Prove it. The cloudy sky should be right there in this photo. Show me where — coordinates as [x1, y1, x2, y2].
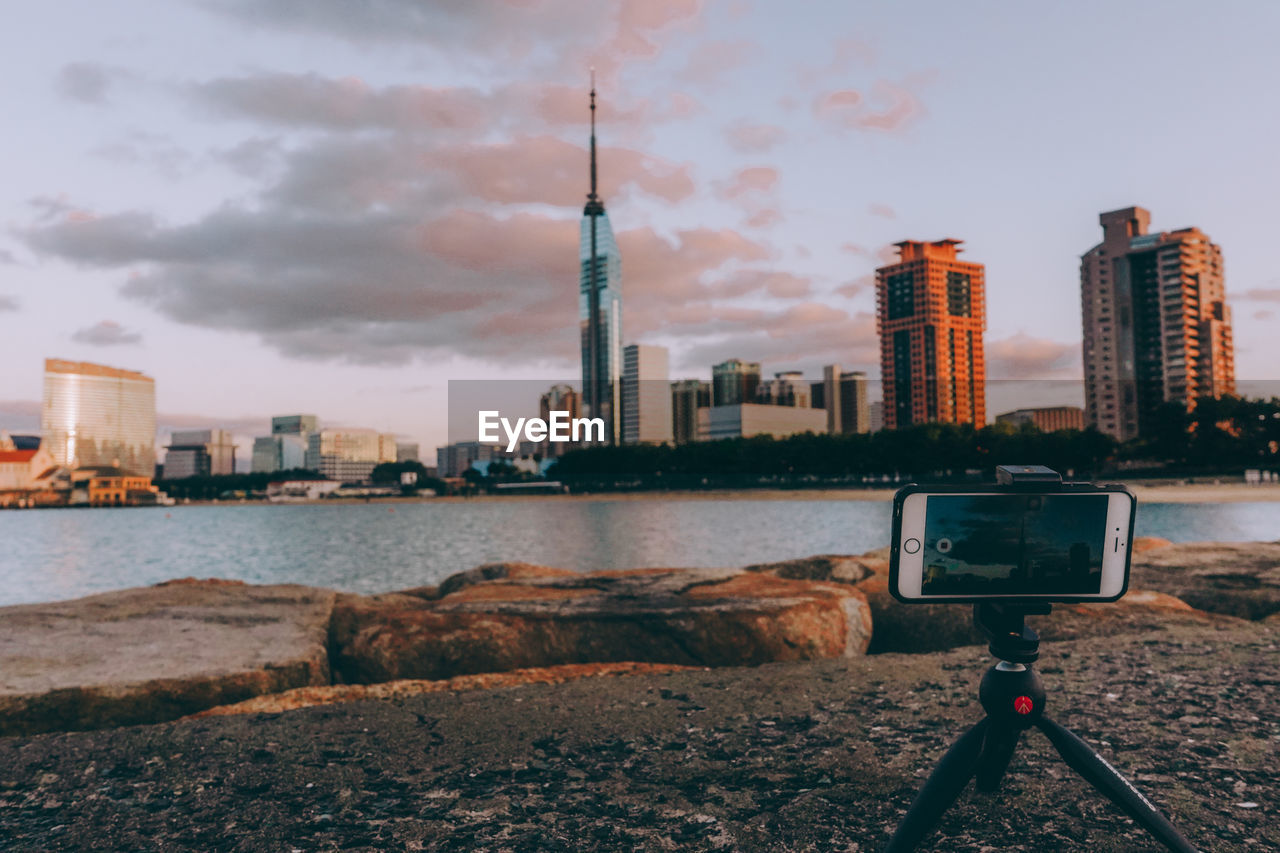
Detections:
[3, 1, 1278, 456]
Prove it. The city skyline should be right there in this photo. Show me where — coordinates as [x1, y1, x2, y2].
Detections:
[3, 2, 1280, 454]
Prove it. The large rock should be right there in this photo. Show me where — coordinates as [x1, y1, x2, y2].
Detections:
[329, 564, 872, 683]
[748, 550, 1241, 654]
[193, 662, 694, 718]
[0, 580, 334, 736]
[1130, 540, 1280, 620]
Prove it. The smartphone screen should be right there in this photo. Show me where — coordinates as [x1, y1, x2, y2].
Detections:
[893, 488, 1133, 602]
[921, 494, 1108, 596]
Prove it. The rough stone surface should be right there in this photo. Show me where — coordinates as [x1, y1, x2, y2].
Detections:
[1130, 540, 1280, 620]
[329, 566, 873, 683]
[748, 551, 1244, 654]
[192, 662, 695, 717]
[0, 581, 335, 736]
[1, 622, 1275, 852]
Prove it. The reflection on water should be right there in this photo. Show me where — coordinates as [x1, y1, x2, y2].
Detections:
[0, 499, 1275, 606]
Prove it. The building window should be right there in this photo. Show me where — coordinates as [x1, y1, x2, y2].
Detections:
[946, 271, 971, 317]
[893, 330, 913, 426]
[887, 272, 915, 320]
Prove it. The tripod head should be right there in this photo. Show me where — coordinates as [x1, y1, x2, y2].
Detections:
[973, 601, 1049, 664]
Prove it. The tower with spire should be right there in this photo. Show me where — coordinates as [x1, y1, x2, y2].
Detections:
[579, 73, 623, 444]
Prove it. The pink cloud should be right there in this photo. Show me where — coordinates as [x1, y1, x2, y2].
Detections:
[678, 305, 881, 372]
[724, 120, 787, 153]
[813, 79, 924, 132]
[435, 136, 695, 205]
[1241, 288, 1280, 302]
[746, 208, 782, 228]
[719, 166, 779, 200]
[836, 274, 874, 298]
[986, 332, 1082, 379]
[868, 202, 896, 219]
[680, 39, 755, 85]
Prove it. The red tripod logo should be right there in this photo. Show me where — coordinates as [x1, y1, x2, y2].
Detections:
[1014, 696, 1034, 715]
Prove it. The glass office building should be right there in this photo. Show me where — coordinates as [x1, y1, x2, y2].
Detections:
[41, 359, 156, 476]
[579, 208, 622, 443]
[579, 82, 622, 445]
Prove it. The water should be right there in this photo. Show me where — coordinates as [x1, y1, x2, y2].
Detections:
[0, 499, 1276, 607]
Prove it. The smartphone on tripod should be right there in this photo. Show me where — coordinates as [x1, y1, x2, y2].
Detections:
[890, 483, 1135, 603]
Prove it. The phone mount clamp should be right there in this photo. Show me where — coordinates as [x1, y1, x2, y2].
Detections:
[883, 466, 1197, 853]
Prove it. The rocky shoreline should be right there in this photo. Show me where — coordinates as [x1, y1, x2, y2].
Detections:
[1, 539, 1278, 849]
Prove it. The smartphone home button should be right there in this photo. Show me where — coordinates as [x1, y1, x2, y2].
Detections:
[904, 538, 921, 554]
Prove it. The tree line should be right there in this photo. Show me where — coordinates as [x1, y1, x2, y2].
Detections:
[544, 395, 1280, 490]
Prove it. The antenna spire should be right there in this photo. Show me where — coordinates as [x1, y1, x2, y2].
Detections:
[588, 68, 598, 202]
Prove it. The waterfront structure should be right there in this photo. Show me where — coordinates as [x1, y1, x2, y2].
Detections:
[712, 359, 761, 407]
[622, 344, 673, 445]
[0, 432, 55, 492]
[266, 479, 342, 502]
[41, 359, 156, 477]
[580, 81, 622, 445]
[875, 240, 987, 429]
[72, 466, 159, 507]
[539, 384, 582, 459]
[697, 403, 826, 441]
[671, 379, 711, 444]
[164, 429, 236, 479]
[395, 442, 420, 463]
[1081, 206, 1235, 442]
[995, 406, 1085, 432]
[305, 429, 396, 482]
[815, 365, 871, 434]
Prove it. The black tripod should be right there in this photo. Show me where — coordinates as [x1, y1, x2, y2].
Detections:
[883, 602, 1198, 852]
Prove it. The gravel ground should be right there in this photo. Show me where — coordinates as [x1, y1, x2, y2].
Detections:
[1, 621, 1277, 852]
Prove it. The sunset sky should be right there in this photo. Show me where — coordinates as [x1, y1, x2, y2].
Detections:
[2, 1, 1278, 455]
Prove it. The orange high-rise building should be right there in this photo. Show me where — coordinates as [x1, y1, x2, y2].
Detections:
[1081, 207, 1235, 442]
[876, 240, 986, 429]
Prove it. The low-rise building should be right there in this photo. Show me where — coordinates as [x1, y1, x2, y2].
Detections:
[0, 432, 55, 492]
[164, 429, 237, 478]
[436, 441, 504, 477]
[72, 466, 161, 506]
[697, 403, 827, 441]
[266, 479, 342, 501]
[995, 406, 1086, 432]
[305, 429, 397, 481]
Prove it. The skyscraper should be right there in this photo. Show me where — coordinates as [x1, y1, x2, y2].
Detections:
[41, 359, 156, 476]
[711, 359, 761, 407]
[821, 365, 871, 434]
[580, 80, 623, 445]
[757, 371, 811, 407]
[876, 240, 986, 429]
[621, 344, 673, 445]
[670, 379, 710, 444]
[1081, 206, 1235, 441]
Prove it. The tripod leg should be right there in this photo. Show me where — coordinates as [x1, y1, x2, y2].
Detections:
[1036, 716, 1198, 853]
[974, 725, 1021, 792]
[883, 717, 989, 853]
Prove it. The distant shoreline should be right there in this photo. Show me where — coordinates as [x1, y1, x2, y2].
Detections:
[161, 482, 1280, 507]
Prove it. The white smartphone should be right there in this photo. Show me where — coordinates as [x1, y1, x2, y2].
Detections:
[890, 485, 1135, 603]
